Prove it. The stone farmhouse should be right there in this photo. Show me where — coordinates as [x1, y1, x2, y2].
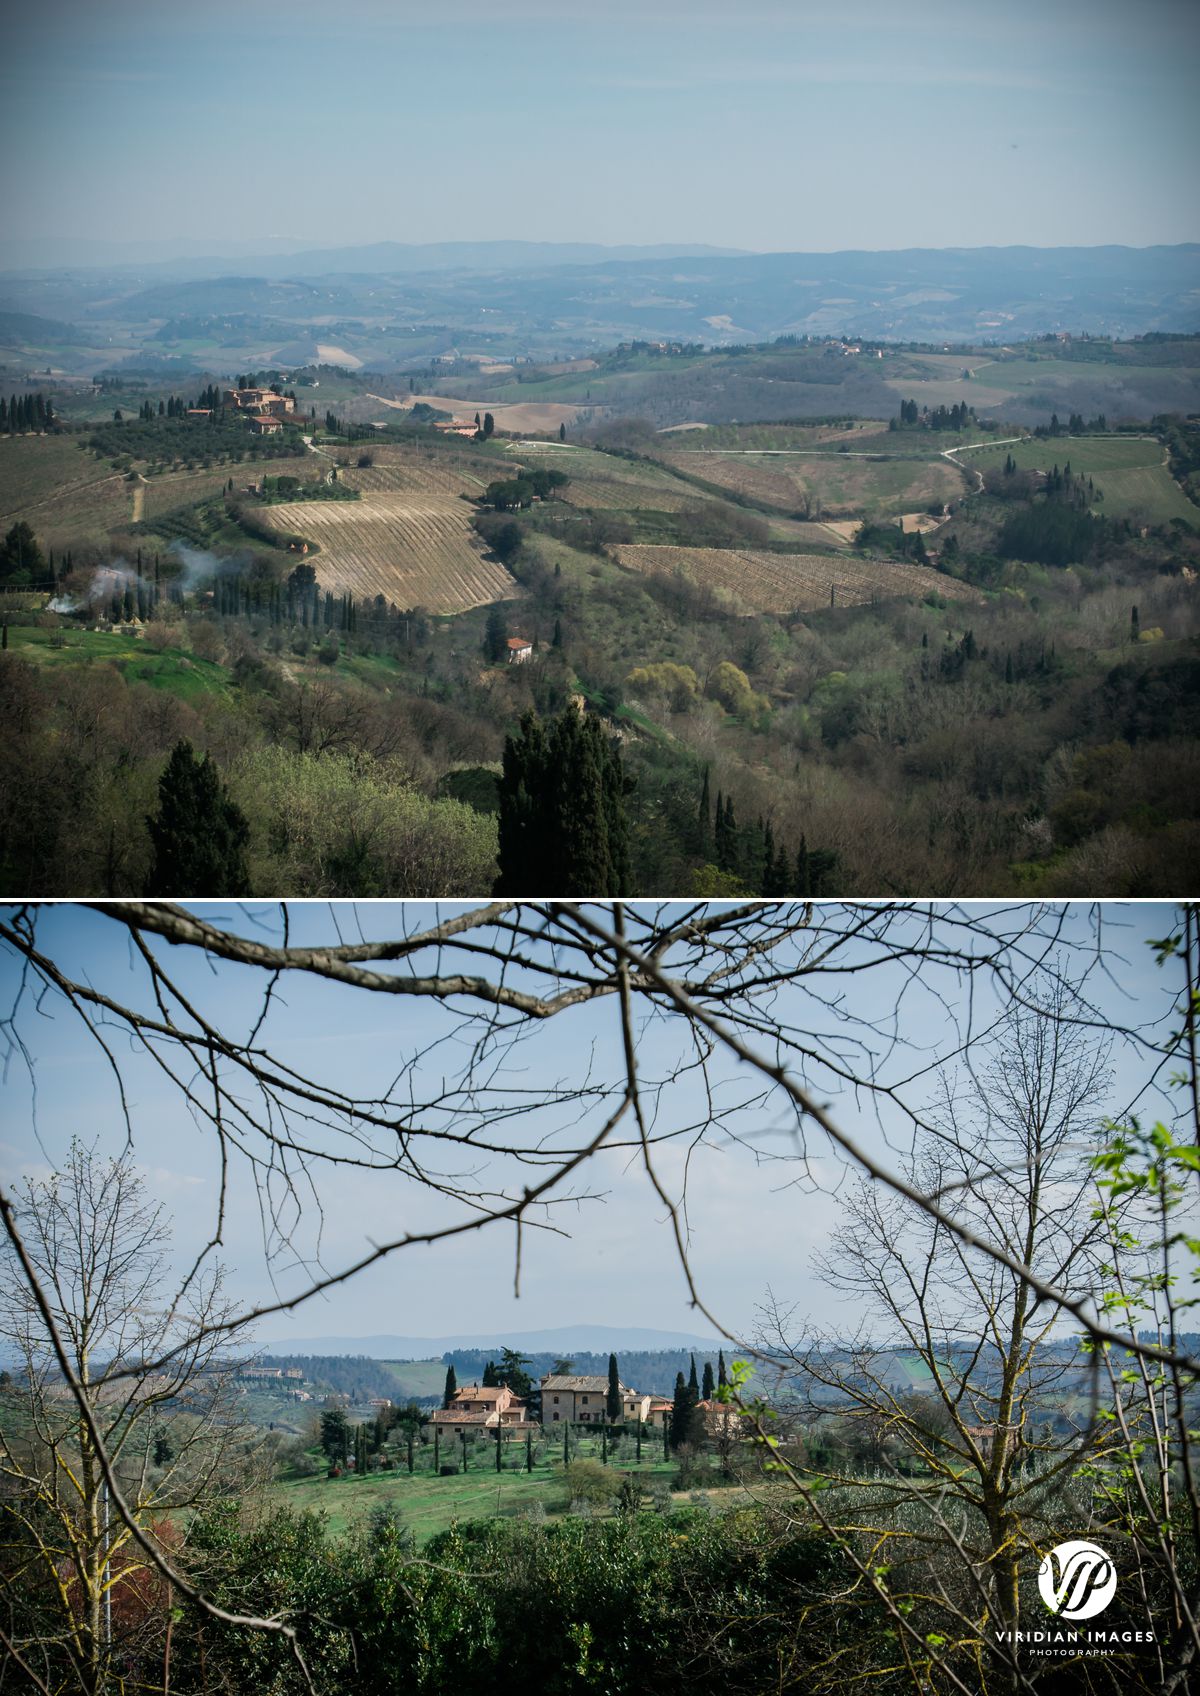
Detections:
[540, 1373, 652, 1426]
[223, 386, 297, 418]
[696, 1398, 752, 1437]
[429, 1382, 531, 1439]
[506, 636, 533, 664]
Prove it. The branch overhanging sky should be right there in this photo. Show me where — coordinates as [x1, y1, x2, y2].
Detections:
[0, 901, 1187, 1350]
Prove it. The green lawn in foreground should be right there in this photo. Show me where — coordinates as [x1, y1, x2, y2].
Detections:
[273, 1444, 694, 1542]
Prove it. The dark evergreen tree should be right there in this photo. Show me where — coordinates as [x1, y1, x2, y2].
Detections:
[320, 1409, 350, 1462]
[482, 1360, 499, 1387]
[715, 795, 738, 874]
[494, 707, 630, 896]
[698, 767, 711, 845]
[702, 1361, 714, 1402]
[483, 412, 495, 437]
[718, 1350, 727, 1390]
[0, 521, 44, 585]
[688, 1355, 699, 1397]
[483, 605, 508, 662]
[442, 1363, 457, 1409]
[606, 1353, 621, 1423]
[670, 1371, 700, 1451]
[145, 741, 251, 897]
[497, 1347, 532, 1398]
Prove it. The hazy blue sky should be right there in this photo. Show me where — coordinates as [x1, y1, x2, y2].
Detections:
[4, 0, 1198, 259]
[0, 902, 1187, 1351]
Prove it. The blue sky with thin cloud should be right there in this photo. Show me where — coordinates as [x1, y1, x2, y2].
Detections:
[3, 0, 1197, 259]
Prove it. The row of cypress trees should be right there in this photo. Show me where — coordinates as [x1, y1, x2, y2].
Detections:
[2, 393, 53, 432]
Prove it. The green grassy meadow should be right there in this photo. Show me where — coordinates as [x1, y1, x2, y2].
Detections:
[960, 435, 1198, 524]
[273, 1439, 716, 1543]
[3, 626, 234, 698]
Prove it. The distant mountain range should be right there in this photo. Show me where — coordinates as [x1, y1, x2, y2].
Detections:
[3, 243, 1195, 367]
[0, 238, 747, 279]
[258, 1325, 729, 1359]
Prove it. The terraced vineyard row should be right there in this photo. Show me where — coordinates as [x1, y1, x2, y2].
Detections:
[259, 493, 516, 611]
[615, 545, 980, 615]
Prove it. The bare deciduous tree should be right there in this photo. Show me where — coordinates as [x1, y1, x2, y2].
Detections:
[0, 1141, 260, 1695]
[756, 1000, 1124, 1673]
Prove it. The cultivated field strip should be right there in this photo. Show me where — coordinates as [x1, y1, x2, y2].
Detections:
[562, 472, 696, 512]
[260, 494, 516, 611]
[660, 449, 963, 520]
[615, 545, 980, 614]
[344, 457, 495, 499]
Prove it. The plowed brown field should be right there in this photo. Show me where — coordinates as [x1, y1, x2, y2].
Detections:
[260, 492, 516, 611]
[615, 545, 980, 615]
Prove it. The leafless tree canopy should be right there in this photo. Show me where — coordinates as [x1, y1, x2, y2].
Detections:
[0, 900, 1189, 1360]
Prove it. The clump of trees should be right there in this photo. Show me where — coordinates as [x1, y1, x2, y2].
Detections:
[482, 466, 569, 510]
[0, 520, 46, 586]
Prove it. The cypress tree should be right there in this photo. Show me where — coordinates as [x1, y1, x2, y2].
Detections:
[716, 796, 737, 874]
[761, 819, 775, 892]
[442, 1363, 457, 1409]
[483, 605, 508, 661]
[718, 1350, 727, 1390]
[702, 1361, 715, 1402]
[482, 1360, 498, 1387]
[688, 1355, 699, 1398]
[145, 741, 251, 896]
[495, 706, 630, 896]
[698, 767, 711, 844]
[796, 836, 810, 897]
[670, 1371, 700, 1451]
[606, 1353, 621, 1423]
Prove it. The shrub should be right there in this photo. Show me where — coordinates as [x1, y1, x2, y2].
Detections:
[563, 1457, 621, 1511]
